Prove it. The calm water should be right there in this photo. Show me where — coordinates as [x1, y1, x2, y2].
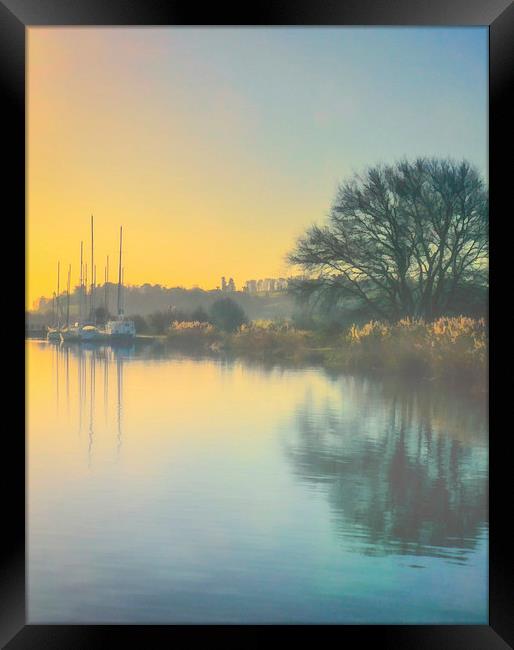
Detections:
[27, 340, 488, 623]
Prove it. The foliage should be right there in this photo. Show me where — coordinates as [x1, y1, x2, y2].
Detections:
[167, 320, 220, 350]
[190, 306, 210, 323]
[288, 158, 488, 321]
[209, 298, 248, 333]
[168, 306, 190, 323]
[148, 310, 172, 334]
[336, 316, 486, 382]
[227, 320, 322, 362]
[129, 314, 149, 334]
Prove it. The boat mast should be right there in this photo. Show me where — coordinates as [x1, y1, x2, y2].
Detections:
[117, 226, 123, 317]
[66, 264, 71, 328]
[84, 263, 88, 318]
[79, 241, 83, 323]
[104, 255, 109, 314]
[56, 261, 60, 329]
[90, 215, 95, 321]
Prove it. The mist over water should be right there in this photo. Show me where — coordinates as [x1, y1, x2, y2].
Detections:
[27, 340, 487, 623]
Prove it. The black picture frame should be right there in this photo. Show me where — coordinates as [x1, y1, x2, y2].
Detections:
[2, 1, 512, 647]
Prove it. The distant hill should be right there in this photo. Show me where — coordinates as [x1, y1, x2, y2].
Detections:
[30, 283, 295, 321]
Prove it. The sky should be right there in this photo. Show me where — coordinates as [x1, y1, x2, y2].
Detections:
[27, 27, 487, 309]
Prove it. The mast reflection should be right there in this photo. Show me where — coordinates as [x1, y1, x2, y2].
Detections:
[88, 351, 95, 467]
[58, 342, 133, 466]
[116, 352, 123, 457]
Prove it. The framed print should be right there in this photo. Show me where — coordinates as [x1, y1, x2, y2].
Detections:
[2, 0, 513, 647]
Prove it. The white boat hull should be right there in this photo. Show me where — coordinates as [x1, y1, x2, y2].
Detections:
[80, 326, 107, 342]
[106, 318, 136, 340]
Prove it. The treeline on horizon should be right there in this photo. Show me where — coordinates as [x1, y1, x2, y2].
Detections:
[31, 157, 488, 327]
[28, 157, 488, 386]
[30, 284, 296, 324]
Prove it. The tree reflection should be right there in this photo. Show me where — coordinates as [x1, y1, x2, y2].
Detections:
[284, 376, 487, 561]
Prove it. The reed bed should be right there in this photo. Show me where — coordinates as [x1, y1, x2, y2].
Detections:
[166, 316, 486, 387]
[334, 316, 486, 383]
[166, 320, 221, 350]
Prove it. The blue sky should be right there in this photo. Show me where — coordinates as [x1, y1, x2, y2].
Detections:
[28, 27, 488, 299]
[145, 27, 488, 178]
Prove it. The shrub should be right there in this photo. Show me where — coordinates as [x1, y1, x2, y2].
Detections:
[129, 314, 149, 334]
[190, 306, 210, 323]
[428, 317, 486, 380]
[338, 316, 486, 382]
[148, 310, 172, 334]
[228, 320, 312, 360]
[209, 298, 247, 333]
[167, 320, 220, 350]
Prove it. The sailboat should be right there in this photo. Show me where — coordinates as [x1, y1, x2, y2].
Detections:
[60, 264, 82, 342]
[47, 262, 62, 341]
[79, 215, 106, 342]
[106, 226, 136, 341]
[62, 243, 85, 342]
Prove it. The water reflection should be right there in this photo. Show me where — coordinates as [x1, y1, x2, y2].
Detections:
[28, 342, 488, 623]
[284, 376, 488, 562]
[47, 341, 133, 466]
[116, 352, 124, 456]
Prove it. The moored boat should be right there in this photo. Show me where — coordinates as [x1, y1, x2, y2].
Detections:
[106, 226, 136, 342]
[80, 324, 108, 342]
[47, 263, 63, 341]
[106, 316, 135, 341]
[59, 265, 79, 341]
[47, 327, 61, 342]
[46, 218, 136, 345]
[60, 323, 82, 342]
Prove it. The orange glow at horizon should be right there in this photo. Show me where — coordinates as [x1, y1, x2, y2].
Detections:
[27, 27, 487, 309]
[26, 29, 322, 309]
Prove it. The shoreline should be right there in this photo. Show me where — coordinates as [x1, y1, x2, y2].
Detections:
[25, 316, 487, 394]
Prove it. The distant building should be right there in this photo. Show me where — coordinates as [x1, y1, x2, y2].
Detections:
[221, 276, 236, 292]
[244, 280, 257, 293]
[243, 276, 292, 293]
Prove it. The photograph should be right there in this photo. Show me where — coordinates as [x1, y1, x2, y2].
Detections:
[25, 26, 489, 625]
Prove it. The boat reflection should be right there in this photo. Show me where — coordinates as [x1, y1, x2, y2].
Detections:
[28, 342, 488, 623]
[49, 340, 133, 466]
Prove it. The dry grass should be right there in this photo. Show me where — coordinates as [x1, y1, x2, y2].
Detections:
[227, 320, 317, 361]
[167, 321, 221, 350]
[337, 316, 486, 383]
[166, 316, 487, 388]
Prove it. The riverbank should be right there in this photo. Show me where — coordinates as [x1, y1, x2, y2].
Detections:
[28, 317, 486, 391]
[166, 317, 487, 390]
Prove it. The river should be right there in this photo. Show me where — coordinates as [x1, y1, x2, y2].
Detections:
[27, 340, 488, 623]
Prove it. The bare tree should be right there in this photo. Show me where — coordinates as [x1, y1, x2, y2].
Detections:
[287, 158, 488, 320]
